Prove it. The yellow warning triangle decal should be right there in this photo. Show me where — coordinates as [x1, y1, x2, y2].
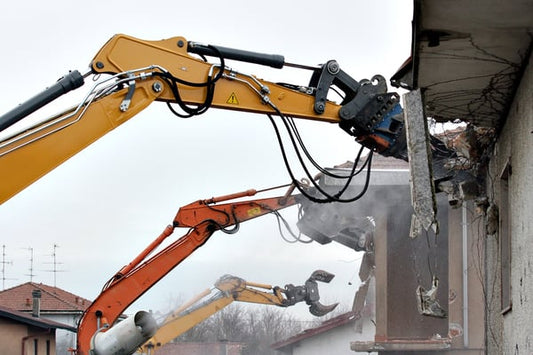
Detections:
[226, 92, 239, 105]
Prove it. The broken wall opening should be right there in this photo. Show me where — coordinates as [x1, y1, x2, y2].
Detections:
[311, 163, 450, 352]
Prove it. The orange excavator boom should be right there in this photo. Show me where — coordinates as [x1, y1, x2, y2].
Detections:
[77, 186, 303, 355]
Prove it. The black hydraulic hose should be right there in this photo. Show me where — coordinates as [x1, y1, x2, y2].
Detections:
[156, 45, 225, 118]
[267, 109, 373, 204]
[286, 115, 366, 180]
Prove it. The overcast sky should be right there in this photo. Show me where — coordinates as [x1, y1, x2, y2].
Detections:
[0, 0, 413, 321]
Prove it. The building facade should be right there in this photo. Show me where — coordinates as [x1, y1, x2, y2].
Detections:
[0, 282, 90, 355]
[484, 46, 533, 354]
[0, 304, 75, 355]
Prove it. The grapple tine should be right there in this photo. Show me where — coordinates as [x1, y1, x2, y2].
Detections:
[309, 269, 335, 283]
[284, 270, 338, 317]
[309, 301, 339, 317]
[305, 270, 337, 317]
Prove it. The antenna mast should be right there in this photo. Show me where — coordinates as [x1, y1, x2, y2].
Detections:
[51, 244, 60, 287]
[24, 247, 36, 282]
[1, 245, 13, 290]
[44, 244, 64, 287]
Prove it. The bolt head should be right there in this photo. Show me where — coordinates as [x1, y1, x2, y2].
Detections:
[152, 81, 163, 93]
[315, 103, 325, 113]
[326, 61, 340, 75]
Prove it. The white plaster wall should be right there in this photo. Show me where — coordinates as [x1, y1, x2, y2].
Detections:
[486, 49, 533, 354]
[293, 325, 358, 355]
[42, 313, 81, 355]
[292, 321, 377, 355]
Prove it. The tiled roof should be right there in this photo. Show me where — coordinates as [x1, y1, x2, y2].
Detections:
[0, 304, 76, 331]
[0, 282, 91, 312]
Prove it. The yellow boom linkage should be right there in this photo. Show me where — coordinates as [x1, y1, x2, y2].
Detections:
[1, 34, 406, 204]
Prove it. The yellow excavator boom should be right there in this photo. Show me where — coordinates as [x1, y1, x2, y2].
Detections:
[139, 271, 337, 354]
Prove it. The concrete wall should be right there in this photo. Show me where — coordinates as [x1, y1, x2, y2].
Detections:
[444, 203, 485, 355]
[485, 49, 533, 354]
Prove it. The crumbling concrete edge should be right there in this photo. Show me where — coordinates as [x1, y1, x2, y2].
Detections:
[402, 89, 438, 236]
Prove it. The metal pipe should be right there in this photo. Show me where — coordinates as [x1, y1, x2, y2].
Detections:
[462, 203, 469, 347]
[91, 311, 157, 355]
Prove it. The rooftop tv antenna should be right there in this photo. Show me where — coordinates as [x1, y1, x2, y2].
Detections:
[23, 247, 36, 282]
[1, 245, 14, 290]
[43, 244, 65, 287]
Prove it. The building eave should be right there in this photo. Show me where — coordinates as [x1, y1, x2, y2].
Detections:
[0, 305, 76, 332]
[272, 311, 359, 350]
